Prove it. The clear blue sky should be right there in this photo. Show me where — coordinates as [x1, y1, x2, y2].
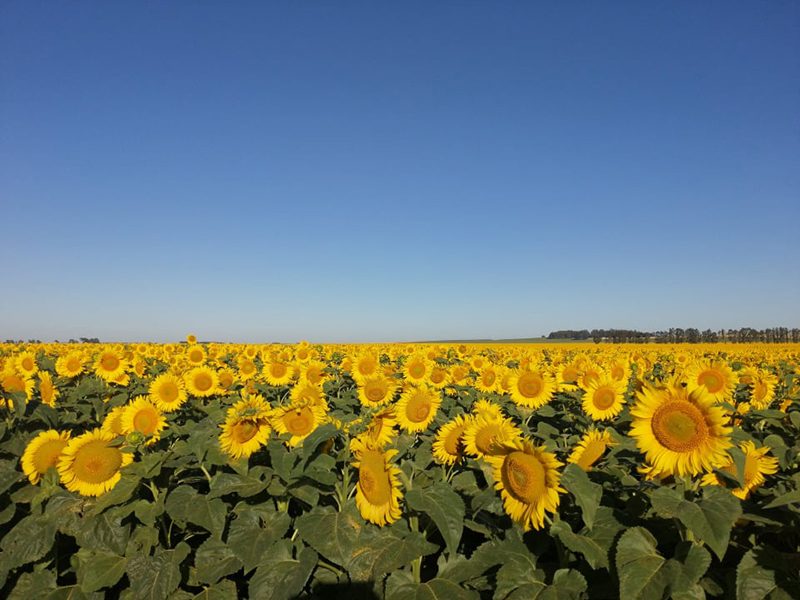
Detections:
[1, 2, 798, 343]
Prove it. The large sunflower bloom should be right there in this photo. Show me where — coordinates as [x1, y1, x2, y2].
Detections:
[582, 375, 627, 421]
[357, 376, 398, 408]
[463, 414, 522, 459]
[120, 396, 166, 445]
[93, 350, 128, 382]
[630, 382, 732, 477]
[684, 359, 737, 402]
[271, 402, 327, 447]
[432, 414, 473, 466]
[184, 366, 219, 398]
[57, 429, 133, 496]
[486, 438, 565, 531]
[507, 368, 556, 409]
[148, 372, 188, 412]
[395, 385, 441, 433]
[351, 437, 403, 527]
[56, 352, 84, 378]
[567, 429, 616, 471]
[21, 430, 71, 484]
[219, 394, 273, 459]
[700, 441, 779, 499]
[262, 359, 294, 386]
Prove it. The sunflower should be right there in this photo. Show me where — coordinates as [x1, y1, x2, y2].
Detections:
[360, 407, 397, 448]
[432, 414, 472, 465]
[471, 398, 504, 420]
[38, 371, 59, 407]
[608, 358, 631, 383]
[630, 382, 732, 477]
[463, 414, 522, 458]
[486, 438, 565, 531]
[567, 429, 616, 471]
[351, 437, 403, 526]
[271, 402, 327, 447]
[21, 430, 71, 484]
[351, 352, 381, 384]
[684, 359, 737, 402]
[403, 354, 431, 386]
[556, 362, 581, 391]
[15, 351, 39, 377]
[216, 367, 237, 395]
[56, 352, 84, 378]
[101, 406, 126, 437]
[57, 429, 133, 496]
[121, 397, 166, 445]
[395, 385, 441, 433]
[219, 394, 272, 459]
[357, 376, 398, 408]
[299, 360, 330, 387]
[748, 370, 779, 410]
[237, 357, 258, 381]
[507, 368, 556, 409]
[94, 349, 128, 382]
[475, 365, 501, 394]
[289, 380, 328, 410]
[184, 366, 219, 398]
[428, 367, 449, 390]
[186, 345, 207, 367]
[700, 441, 779, 499]
[582, 376, 627, 421]
[148, 372, 188, 412]
[187, 334, 197, 344]
[262, 360, 294, 386]
[1, 369, 35, 399]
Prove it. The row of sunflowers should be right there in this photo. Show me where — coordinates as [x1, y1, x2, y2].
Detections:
[1, 339, 798, 599]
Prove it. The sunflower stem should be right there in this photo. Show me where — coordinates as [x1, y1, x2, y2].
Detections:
[318, 559, 344, 578]
[199, 464, 212, 484]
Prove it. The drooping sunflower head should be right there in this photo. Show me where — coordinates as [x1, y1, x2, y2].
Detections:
[120, 396, 166, 445]
[700, 441, 779, 499]
[1, 369, 35, 398]
[432, 414, 473, 466]
[216, 368, 237, 394]
[57, 428, 134, 497]
[630, 381, 732, 477]
[748, 370, 779, 410]
[581, 376, 628, 421]
[38, 371, 59, 407]
[396, 385, 441, 433]
[101, 406, 126, 437]
[567, 429, 616, 471]
[219, 407, 272, 460]
[486, 438, 565, 531]
[351, 437, 403, 527]
[21, 429, 71, 484]
[289, 380, 328, 410]
[471, 398, 505, 421]
[148, 372, 188, 412]
[360, 406, 397, 448]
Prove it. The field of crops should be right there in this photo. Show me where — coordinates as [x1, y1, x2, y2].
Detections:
[1, 340, 798, 599]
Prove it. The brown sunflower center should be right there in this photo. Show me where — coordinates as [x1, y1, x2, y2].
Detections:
[101, 356, 120, 371]
[21, 357, 35, 371]
[517, 372, 543, 398]
[194, 374, 213, 391]
[33, 439, 69, 474]
[406, 393, 432, 422]
[359, 450, 392, 505]
[73, 440, 123, 484]
[475, 423, 502, 454]
[241, 362, 255, 375]
[592, 387, 617, 410]
[483, 371, 496, 386]
[651, 401, 708, 453]
[286, 408, 314, 436]
[365, 381, 387, 402]
[270, 363, 287, 378]
[753, 381, 768, 401]
[133, 409, 158, 435]
[67, 358, 82, 372]
[409, 363, 425, 379]
[444, 424, 468, 456]
[189, 350, 204, 363]
[698, 370, 723, 393]
[232, 420, 259, 443]
[159, 382, 179, 402]
[562, 366, 579, 383]
[502, 451, 546, 503]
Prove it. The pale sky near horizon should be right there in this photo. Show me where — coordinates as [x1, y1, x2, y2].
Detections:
[1, 2, 798, 343]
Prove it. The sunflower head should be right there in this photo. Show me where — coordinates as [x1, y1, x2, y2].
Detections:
[351, 437, 403, 527]
[432, 414, 472, 466]
[396, 385, 441, 433]
[57, 429, 134, 497]
[120, 396, 166, 446]
[567, 429, 616, 471]
[21, 430, 71, 484]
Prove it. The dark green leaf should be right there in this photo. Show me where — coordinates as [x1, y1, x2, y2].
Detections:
[616, 527, 678, 600]
[405, 482, 465, 556]
[249, 540, 317, 600]
[190, 581, 238, 600]
[763, 490, 800, 509]
[560, 464, 602, 530]
[193, 538, 243, 585]
[0, 514, 56, 569]
[76, 548, 127, 592]
[550, 520, 608, 569]
[126, 542, 191, 600]
[228, 508, 291, 574]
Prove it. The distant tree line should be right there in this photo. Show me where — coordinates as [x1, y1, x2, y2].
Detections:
[548, 328, 800, 343]
[3, 337, 101, 344]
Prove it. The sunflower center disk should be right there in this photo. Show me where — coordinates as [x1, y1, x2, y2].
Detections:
[195, 375, 212, 391]
[699, 371, 723, 393]
[101, 357, 119, 371]
[475, 424, 501, 454]
[160, 383, 178, 402]
[410, 364, 425, 379]
[366, 384, 386, 402]
[287, 409, 313, 435]
[33, 440, 69, 474]
[359, 451, 392, 504]
[651, 402, 708, 452]
[73, 441, 123, 484]
[593, 388, 616, 410]
[133, 411, 157, 435]
[445, 425, 467, 456]
[503, 451, 546, 503]
[407, 395, 431, 422]
[518, 374, 542, 398]
[233, 420, 259, 443]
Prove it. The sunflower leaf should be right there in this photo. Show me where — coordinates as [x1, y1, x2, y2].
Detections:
[75, 548, 127, 593]
[737, 547, 800, 600]
[560, 464, 602, 530]
[615, 526, 678, 600]
[228, 508, 291, 573]
[193, 538, 243, 585]
[249, 540, 317, 600]
[385, 570, 481, 600]
[0, 514, 57, 570]
[405, 481, 465, 556]
[125, 541, 191, 600]
[550, 520, 609, 569]
[190, 580, 238, 600]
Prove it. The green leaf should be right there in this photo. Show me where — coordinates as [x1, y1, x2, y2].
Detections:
[386, 570, 481, 600]
[193, 538, 243, 585]
[89, 475, 140, 515]
[405, 481, 465, 556]
[538, 569, 588, 600]
[249, 540, 317, 600]
[346, 529, 439, 583]
[208, 472, 267, 499]
[7, 570, 57, 600]
[650, 486, 741, 560]
[493, 534, 547, 600]
[190, 581, 238, 600]
[550, 520, 609, 569]
[0, 458, 24, 494]
[737, 548, 796, 600]
[126, 542, 191, 600]
[615, 527, 678, 600]
[76, 548, 127, 592]
[560, 463, 602, 530]
[294, 503, 364, 567]
[0, 514, 56, 569]
[300, 422, 338, 460]
[763, 489, 800, 509]
[184, 496, 227, 539]
[227, 508, 291, 574]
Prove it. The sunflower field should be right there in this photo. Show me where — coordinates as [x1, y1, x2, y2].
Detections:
[1, 339, 799, 599]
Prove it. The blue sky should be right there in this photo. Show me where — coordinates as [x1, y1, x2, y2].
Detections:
[1, 2, 798, 343]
